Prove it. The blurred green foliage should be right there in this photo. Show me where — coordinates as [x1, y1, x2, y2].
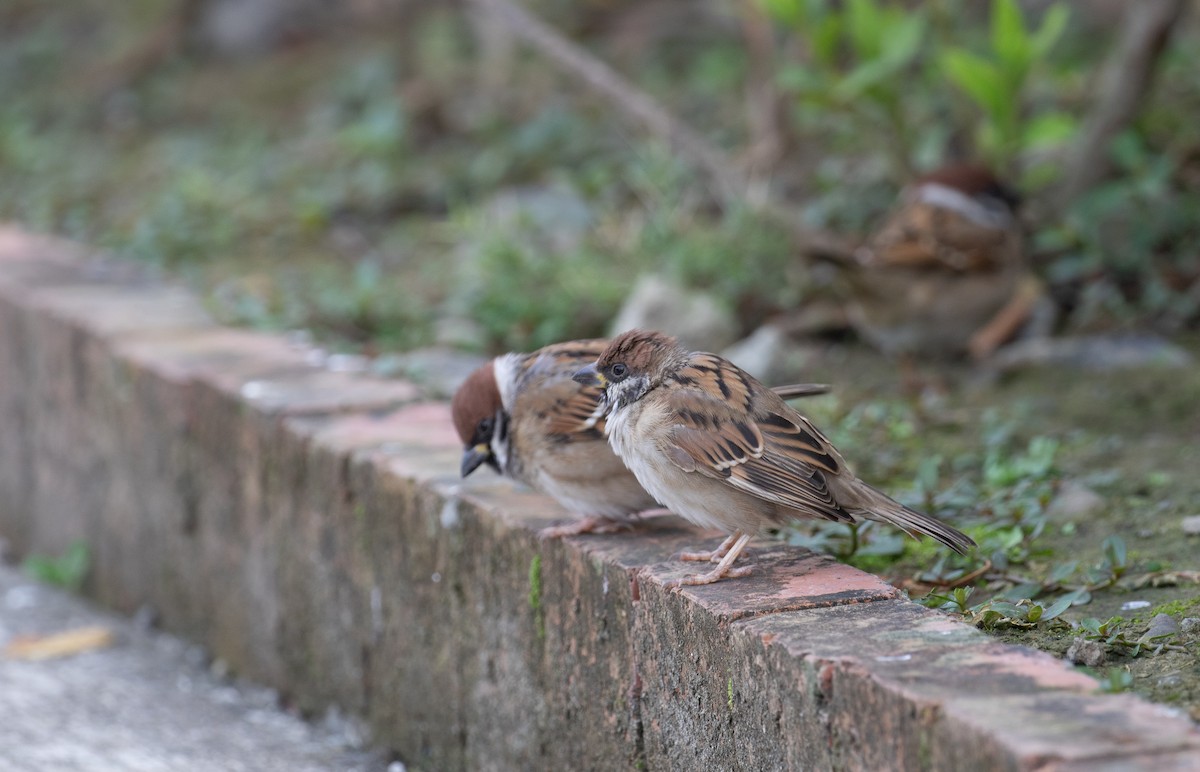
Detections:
[24, 542, 90, 592]
[0, 1, 1197, 350]
[766, 0, 1074, 175]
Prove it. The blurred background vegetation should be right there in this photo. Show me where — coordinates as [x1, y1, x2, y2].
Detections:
[1, 0, 1197, 355]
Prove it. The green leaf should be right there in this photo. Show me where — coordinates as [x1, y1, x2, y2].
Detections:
[881, 15, 925, 66]
[845, 0, 884, 59]
[1022, 112, 1078, 151]
[22, 541, 90, 591]
[759, 0, 806, 27]
[777, 63, 825, 94]
[1111, 131, 1147, 171]
[1102, 535, 1127, 569]
[920, 592, 953, 609]
[1047, 560, 1079, 585]
[915, 454, 942, 493]
[1030, 3, 1071, 58]
[1100, 668, 1133, 693]
[811, 16, 844, 66]
[990, 0, 1030, 75]
[1005, 582, 1044, 600]
[987, 601, 1025, 618]
[978, 609, 1004, 628]
[833, 58, 900, 100]
[940, 48, 1008, 122]
[1041, 589, 1086, 621]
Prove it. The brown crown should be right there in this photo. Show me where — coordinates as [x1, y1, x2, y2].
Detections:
[450, 360, 501, 445]
[597, 329, 684, 372]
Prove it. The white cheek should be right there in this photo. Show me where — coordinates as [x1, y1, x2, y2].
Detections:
[489, 410, 511, 473]
[491, 435, 509, 472]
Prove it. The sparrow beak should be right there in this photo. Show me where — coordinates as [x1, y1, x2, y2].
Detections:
[460, 443, 492, 478]
[572, 364, 605, 388]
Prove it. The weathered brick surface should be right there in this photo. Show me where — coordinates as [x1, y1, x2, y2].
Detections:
[0, 226, 1197, 770]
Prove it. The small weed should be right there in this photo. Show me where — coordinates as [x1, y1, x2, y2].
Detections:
[23, 541, 90, 592]
[922, 586, 1081, 631]
[1098, 667, 1134, 694]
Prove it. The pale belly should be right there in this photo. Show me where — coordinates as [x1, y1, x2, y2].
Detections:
[606, 404, 755, 534]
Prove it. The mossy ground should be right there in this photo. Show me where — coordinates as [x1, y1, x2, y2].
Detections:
[783, 343, 1200, 720]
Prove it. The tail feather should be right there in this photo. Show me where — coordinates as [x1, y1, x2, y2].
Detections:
[853, 484, 975, 555]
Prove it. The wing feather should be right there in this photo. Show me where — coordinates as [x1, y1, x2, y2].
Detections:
[658, 358, 854, 523]
[514, 340, 610, 441]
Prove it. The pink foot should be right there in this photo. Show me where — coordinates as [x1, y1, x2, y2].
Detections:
[674, 533, 739, 563]
[538, 515, 634, 540]
[666, 532, 754, 588]
[664, 564, 755, 589]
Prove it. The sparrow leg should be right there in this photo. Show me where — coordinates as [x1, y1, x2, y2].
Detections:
[666, 533, 755, 588]
[538, 515, 633, 540]
[675, 532, 739, 563]
[968, 275, 1042, 360]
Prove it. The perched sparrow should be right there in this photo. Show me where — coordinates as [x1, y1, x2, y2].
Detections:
[573, 330, 974, 586]
[453, 339, 831, 538]
[849, 164, 1038, 359]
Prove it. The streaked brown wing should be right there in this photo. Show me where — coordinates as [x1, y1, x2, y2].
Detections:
[660, 358, 854, 523]
[517, 340, 610, 441]
[868, 201, 1012, 273]
[753, 410, 840, 474]
[865, 202, 942, 269]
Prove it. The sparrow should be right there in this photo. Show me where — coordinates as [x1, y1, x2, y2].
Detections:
[848, 163, 1039, 360]
[453, 338, 831, 539]
[573, 330, 975, 586]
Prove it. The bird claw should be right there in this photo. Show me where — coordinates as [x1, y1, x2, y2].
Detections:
[672, 533, 740, 563]
[664, 564, 755, 590]
[537, 515, 631, 540]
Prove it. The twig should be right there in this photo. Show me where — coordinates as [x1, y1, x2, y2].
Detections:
[897, 559, 993, 594]
[1044, 0, 1187, 220]
[466, 0, 853, 260]
[737, 0, 790, 177]
[469, 0, 742, 200]
[940, 559, 994, 590]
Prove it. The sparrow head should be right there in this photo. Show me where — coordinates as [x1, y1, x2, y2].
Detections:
[573, 329, 687, 410]
[918, 163, 1021, 213]
[451, 361, 505, 477]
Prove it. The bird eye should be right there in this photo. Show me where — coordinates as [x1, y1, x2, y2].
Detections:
[610, 363, 628, 379]
[477, 417, 494, 434]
